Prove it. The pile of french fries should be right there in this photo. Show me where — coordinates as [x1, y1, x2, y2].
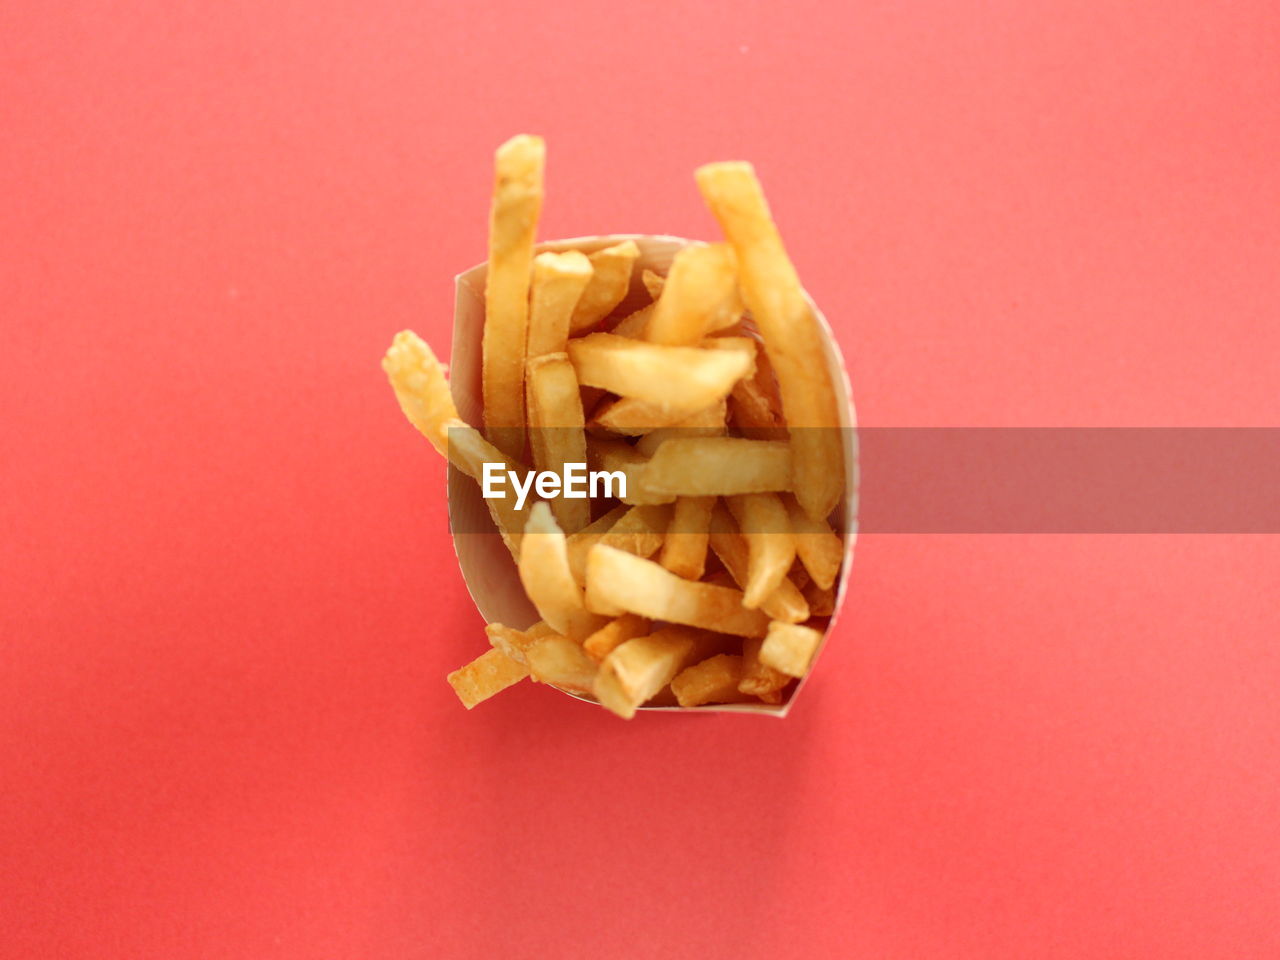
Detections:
[383, 135, 846, 718]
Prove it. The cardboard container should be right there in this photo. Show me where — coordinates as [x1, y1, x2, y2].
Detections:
[448, 235, 858, 716]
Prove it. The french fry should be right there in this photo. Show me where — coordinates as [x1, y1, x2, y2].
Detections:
[592, 396, 726, 437]
[671, 654, 754, 707]
[447, 647, 528, 709]
[696, 161, 844, 521]
[567, 333, 752, 414]
[525, 633, 599, 694]
[641, 268, 665, 300]
[582, 613, 651, 662]
[585, 545, 769, 637]
[725, 493, 795, 609]
[658, 496, 714, 580]
[382, 330, 459, 457]
[586, 438, 675, 506]
[760, 621, 822, 678]
[644, 243, 741, 345]
[707, 504, 809, 623]
[527, 250, 593, 358]
[739, 636, 791, 699]
[485, 622, 541, 665]
[631, 408, 727, 458]
[483, 134, 545, 457]
[634, 437, 791, 497]
[783, 493, 843, 590]
[566, 503, 668, 586]
[608, 303, 653, 339]
[518, 502, 605, 640]
[381, 336, 532, 552]
[593, 625, 714, 719]
[526, 353, 590, 532]
[569, 240, 640, 333]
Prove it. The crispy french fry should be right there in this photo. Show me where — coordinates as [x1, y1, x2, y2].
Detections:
[382, 330, 459, 456]
[527, 250, 593, 359]
[518, 502, 606, 640]
[658, 496, 715, 580]
[631, 408, 727, 458]
[725, 493, 795, 609]
[566, 503, 668, 586]
[739, 636, 791, 699]
[526, 353, 590, 532]
[447, 647, 528, 709]
[582, 613, 651, 662]
[569, 240, 640, 333]
[593, 625, 714, 719]
[608, 303, 653, 339]
[696, 161, 844, 520]
[634, 437, 791, 497]
[644, 243, 741, 345]
[707, 504, 809, 623]
[641, 269, 665, 300]
[760, 621, 823, 678]
[567, 333, 752, 414]
[586, 438, 675, 506]
[585, 545, 769, 637]
[592, 396, 726, 436]
[525, 633, 599, 694]
[483, 135, 545, 457]
[671, 654, 754, 707]
[783, 493, 843, 590]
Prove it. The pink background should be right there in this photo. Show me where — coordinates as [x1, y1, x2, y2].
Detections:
[3, 2, 1278, 957]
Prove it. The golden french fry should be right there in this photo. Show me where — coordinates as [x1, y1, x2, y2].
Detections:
[518, 502, 606, 640]
[671, 654, 754, 707]
[485, 621, 561, 665]
[582, 613, 651, 662]
[592, 396, 726, 436]
[569, 240, 640, 333]
[447, 647, 528, 709]
[593, 625, 714, 719]
[635, 437, 791, 497]
[567, 333, 752, 414]
[525, 633, 599, 694]
[608, 303, 653, 339]
[783, 493, 843, 590]
[707, 504, 808, 623]
[566, 503, 668, 586]
[585, 545, 769, 637]
[644, 243, 741, 345]
[725, 493, 795, 609]
[586, 438, 674, 506]
[658, 496, 715, 580]
[382, 330, 459, 456]
[483, 135, 545, 457]
[526, 353, 590, 532]
[696, 161, 844, 521]
[738, 636, 791, 699]
[760, 621, 823, 678]
[641, 268, 665, 300]
[631, 408, 727, 458]
[527, 250, 593, 359]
